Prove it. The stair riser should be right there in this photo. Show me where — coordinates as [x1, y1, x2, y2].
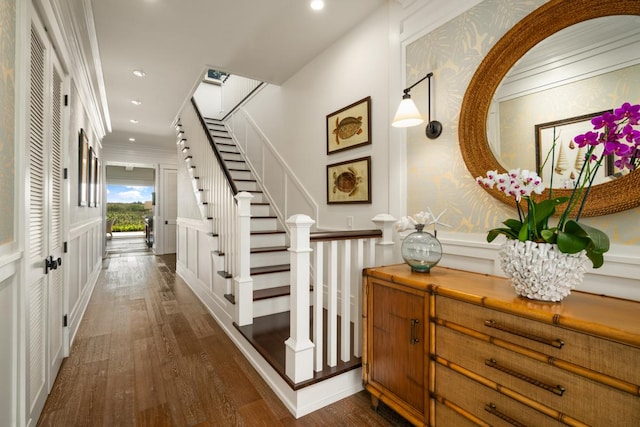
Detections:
[252, 270, 289, 290]
[217, 146, 239, 155]
[224, 160, 248, 170]
[250, 218, 279, 232]
[251, 204, 271, 216]
[237, 181, 259, 192]
[253, 295, 290, 318]
[250, 251, 289, 268]
[230, 170, 253, 180]
[221, 152, 244, 162]
[251, 233, 286, 248]
[247, 192, 265, 203]
[210, 131, 229, 138]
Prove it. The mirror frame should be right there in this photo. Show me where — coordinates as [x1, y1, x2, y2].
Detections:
[459, 0, 640, 216]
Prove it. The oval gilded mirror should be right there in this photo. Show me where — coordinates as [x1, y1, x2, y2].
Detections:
[459, 0, 640, 216]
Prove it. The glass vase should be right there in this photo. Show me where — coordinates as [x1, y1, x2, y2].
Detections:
[401, 224, 442, 273]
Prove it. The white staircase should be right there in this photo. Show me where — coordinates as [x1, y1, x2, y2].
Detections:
[179, 102, 292, 319]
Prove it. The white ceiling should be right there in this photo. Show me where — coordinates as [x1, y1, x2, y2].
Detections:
[90, 0, 387, 150]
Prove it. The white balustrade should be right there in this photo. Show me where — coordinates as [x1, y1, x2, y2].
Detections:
[286, 216, 396, 383]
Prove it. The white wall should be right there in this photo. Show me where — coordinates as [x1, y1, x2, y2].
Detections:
[193, 82, 222, 118]
[244, 6, 392, 231]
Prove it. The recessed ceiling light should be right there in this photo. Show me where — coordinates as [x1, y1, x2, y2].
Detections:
[129, 137, 136, 142]
[310, 0, 324, 11]
[132, 69, 146, 77]
[131, 99, 142, 106]
[130, 119, 139, 124]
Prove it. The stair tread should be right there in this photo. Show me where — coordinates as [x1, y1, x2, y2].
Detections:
[251, 230, 285, 235]
[251, 264, 290, 275]
[253, 286, 290, 301]
[217, 270, 232, 279]
[251, 245, 288, 253]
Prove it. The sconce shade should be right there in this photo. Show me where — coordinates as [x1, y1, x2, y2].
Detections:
[392, 96, 424, 128]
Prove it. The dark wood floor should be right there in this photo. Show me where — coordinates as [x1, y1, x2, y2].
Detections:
[37, 238, 410, 426]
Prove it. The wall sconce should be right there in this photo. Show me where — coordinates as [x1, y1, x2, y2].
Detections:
[392, 72, 442, 139]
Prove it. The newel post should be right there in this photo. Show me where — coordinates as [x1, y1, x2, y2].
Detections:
[234, 191, 254, 326]
[371, 213, 397, 265]
[284, 214, 315, 383]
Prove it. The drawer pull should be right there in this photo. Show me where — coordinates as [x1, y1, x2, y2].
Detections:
[485, 359, 566, 396]
[485, 403, 527, 427]
[484, 319, 564, 349]
[410, 319, 420, 345]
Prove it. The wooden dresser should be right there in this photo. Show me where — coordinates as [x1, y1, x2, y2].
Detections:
[362, 264, 640, 427]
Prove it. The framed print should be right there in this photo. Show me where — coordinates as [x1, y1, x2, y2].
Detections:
[78, 128, 89, 206]
[535, 110, 614, 189]
[326, 96, 371, 154]
[327, 156, 371, 204]
[95, 157, 101, 207]
[88, 146, 96, 207]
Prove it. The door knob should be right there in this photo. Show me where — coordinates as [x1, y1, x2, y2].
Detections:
[44, 256, 58, 274]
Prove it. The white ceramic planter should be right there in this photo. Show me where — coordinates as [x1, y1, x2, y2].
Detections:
[499, 240, 589, 302]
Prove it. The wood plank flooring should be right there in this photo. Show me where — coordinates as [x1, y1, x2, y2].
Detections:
[37, 249, 411, 426]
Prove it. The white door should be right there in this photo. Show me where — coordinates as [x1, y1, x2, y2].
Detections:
[162, 168, 177, 253]
[25, 13, 66, 424]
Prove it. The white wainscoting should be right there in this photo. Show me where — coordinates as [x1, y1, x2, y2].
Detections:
[67, 218, 103, 347]
[0, 250, 21, 427]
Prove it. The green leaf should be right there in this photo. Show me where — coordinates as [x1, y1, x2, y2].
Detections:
[503, 219, 523, 232]
[557, 220, 610, 269]
[540, 228, 557, 243]
[556, 230, 589, 254]
[529, 197, 568, 228]
[487, 228, 519, 242]
[518, 223, 529, 242]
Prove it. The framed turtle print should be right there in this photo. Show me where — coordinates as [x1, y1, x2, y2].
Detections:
[327, 156, 371, 204]
[326, 96, 371, 154]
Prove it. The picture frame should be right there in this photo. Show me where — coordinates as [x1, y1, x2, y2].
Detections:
[95, 157, 101, 207]
[326, 96, 371, 154]
[535, 110, 614, 189]
[78, 129, 89, 207]
[88, 146, 96, 207]
[326, 156, 371, 204]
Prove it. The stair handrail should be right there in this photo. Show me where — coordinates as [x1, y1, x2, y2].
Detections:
[191, 98, 239, 196]
[310, 229, 382, 242]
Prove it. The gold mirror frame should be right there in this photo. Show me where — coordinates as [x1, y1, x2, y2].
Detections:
[459, 0, 640, 217]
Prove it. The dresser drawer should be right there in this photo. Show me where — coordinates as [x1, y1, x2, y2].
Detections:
[435, 295, 640, 386]
[432, 398, 479, 427]
[435, 362, 565, 427]
[436, 324, 640, 426]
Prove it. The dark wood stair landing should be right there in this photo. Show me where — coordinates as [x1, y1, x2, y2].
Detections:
[234, 309, 361, 390]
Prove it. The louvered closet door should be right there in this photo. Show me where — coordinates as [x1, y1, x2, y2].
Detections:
[26, 13, 66, 424]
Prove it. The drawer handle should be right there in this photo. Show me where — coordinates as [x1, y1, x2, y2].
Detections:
[485, 359, 566, 396]
[484, 319, 564, 349]
[410, 319, 420, 345]
[485, 403, 527, 427]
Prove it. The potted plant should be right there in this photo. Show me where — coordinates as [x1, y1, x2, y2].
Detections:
[476, 102, 640, 301]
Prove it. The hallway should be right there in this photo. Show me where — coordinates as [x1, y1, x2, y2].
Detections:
[37, 248, 409, 426]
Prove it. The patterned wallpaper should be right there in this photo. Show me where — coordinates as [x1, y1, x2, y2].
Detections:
[405, 0, 640, 246]
[0, 0, 15, 245]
